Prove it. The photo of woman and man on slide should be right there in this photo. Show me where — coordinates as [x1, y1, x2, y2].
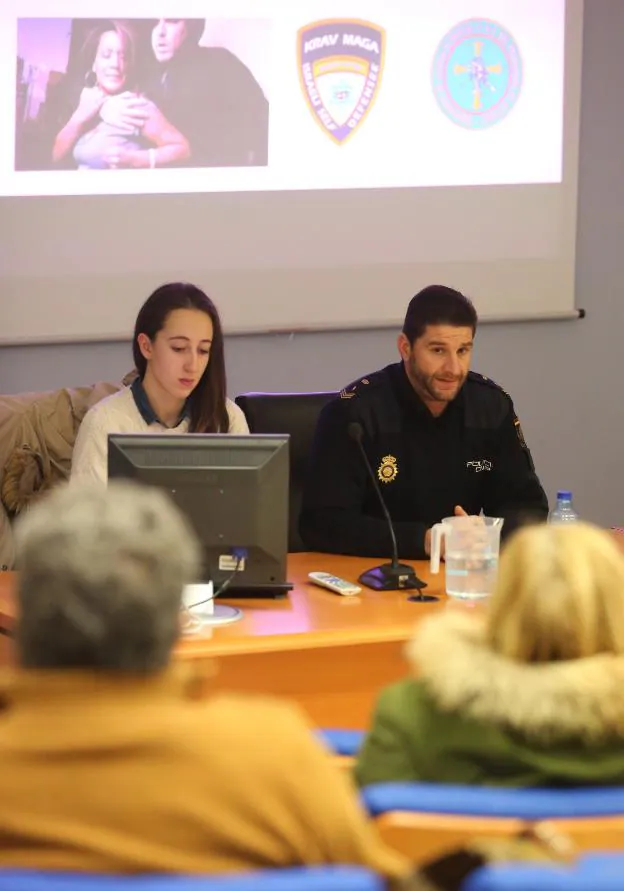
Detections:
[15, 17, 270, 171]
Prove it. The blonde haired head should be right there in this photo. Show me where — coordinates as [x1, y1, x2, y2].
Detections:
[486, 522, 624, 663]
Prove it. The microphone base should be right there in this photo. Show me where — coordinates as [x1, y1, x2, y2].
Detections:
[358, 562, 432, 595]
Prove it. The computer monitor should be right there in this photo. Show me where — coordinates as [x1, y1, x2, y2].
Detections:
[108, 433, 291, 599]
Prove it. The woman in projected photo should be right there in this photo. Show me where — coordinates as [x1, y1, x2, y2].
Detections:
[52, 20, 189, 170]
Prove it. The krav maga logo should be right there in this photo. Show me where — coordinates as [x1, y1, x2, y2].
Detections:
[297, 19, 385, 144]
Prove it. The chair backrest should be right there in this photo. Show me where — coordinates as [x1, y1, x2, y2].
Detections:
[235, 392, 337, 552]
[317, 729, 365, 757]
[375, 810, 527, 863]
[362, 783, 624, 864]
[361, 782, 624, 820]
[464, 852, 624, 891]
[375, 811, 624, 865]
[0, 866, 384, 891]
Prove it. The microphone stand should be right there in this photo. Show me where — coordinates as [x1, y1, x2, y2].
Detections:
[348, 423, 437, 602]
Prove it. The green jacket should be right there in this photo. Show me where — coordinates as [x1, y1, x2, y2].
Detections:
[355, 611, 624, 788]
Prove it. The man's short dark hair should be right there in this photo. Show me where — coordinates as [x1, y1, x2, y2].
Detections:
[402, 285, 478, 344]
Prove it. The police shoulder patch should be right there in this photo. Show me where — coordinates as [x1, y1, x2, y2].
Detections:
[339, 373, 377, 399]
[468, 371, 512, 401]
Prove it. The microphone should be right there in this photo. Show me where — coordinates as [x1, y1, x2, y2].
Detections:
[348, 422, 433, 598]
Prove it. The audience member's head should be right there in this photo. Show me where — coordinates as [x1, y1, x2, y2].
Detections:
[486, 521, 624, 663]
[14, 481, 200, 672]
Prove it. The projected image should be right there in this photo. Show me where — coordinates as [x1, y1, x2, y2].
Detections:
[297, 19, 385, 145]
[15, 17, 270, 171]
[432, 19, 523, 130]
[3, 1, 566, 196]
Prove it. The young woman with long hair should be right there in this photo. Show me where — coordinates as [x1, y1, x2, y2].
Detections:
[72, 282, 248, 483]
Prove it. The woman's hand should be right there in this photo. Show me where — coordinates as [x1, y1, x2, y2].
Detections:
[71, 86, 106, 127]
[103, 146, 142, 169]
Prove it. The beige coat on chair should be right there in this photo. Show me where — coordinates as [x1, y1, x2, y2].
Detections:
[0, 377, 131, 569]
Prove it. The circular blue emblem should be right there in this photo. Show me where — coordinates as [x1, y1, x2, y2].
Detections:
[432, 18, 522, 129]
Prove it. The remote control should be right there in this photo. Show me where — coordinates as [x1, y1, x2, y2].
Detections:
[308, 572, 362, 596]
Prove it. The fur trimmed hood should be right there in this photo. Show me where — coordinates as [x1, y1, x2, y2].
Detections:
[407, 609, 624, 744]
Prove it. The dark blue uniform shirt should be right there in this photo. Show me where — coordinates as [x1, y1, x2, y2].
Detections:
[300, 362, 548, 559]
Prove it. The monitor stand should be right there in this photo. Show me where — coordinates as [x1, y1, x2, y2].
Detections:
[182, 583, 244, 630]
[224, 582, 293, 600]
[181, 604, 244, 634]
[200, 604, 244, 625]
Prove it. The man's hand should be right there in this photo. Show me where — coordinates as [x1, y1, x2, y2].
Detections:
[425, 506, 483, 556]
[455, 504, 491, 561]
[100, 92, 150, 132]
[424, 527, 432, 557]
[454, 504, 485, 524]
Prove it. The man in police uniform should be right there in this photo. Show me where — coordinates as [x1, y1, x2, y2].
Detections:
[299, 285, 548, 559]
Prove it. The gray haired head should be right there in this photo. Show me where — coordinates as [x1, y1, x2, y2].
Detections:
[14, 481, 201, 672]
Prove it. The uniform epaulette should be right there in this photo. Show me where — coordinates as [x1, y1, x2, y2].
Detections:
[468, 371, 511, 401]
[469, 373, 528, 449]
[338, 371, 385, 400]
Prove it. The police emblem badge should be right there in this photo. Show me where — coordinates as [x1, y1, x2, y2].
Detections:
[377, 455, 398, 483]
[432, 18, 522, 129]
[297, 19, 385, 144]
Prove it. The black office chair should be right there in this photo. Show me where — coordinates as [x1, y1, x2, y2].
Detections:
[235, 392, 337, 552]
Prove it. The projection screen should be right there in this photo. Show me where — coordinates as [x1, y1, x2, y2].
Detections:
[0, 0, 583, 343]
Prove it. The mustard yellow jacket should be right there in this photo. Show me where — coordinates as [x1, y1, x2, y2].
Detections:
[0, 663, 407, 880]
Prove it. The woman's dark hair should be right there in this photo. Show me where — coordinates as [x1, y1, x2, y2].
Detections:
[402, 285, 478, 344]
[132, 282, 229, 433]
[78, 19, 138, 91]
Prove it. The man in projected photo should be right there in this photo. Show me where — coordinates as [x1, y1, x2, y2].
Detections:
[300, 285, 549, 559]
[52, 20, 189, 170]
[145, 18, 269, 168]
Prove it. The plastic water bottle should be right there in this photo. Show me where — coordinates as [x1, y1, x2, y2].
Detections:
[548, 490, 579, 524]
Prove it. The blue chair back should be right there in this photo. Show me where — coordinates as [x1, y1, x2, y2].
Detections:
[0, 867, 383, 891]
[463, 852, 624, 891]
[361, 783, 624, 819]
[317, 729, 365, 756]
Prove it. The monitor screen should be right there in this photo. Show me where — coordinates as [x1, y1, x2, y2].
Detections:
[108, 433, 290, 597]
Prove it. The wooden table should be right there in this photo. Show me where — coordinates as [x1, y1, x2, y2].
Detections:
[0, 554, 447, 728]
